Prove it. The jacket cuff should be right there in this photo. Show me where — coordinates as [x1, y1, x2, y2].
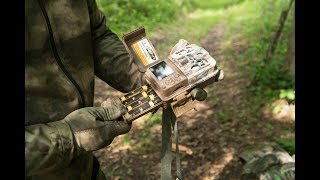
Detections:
[50, 121, 75, 163]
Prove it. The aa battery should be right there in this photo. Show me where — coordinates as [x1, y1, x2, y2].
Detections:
[126, 94, 158, 113]
[121, 89, 152, 105]
[120, 83, 163, 118]
[123, 92, 144, 105]
[129, 94, 156, 108]
[130, 97, 162, 116]
[120, 85, 149, 102]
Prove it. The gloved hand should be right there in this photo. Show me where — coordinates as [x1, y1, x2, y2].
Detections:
[63, 97, 131, 153]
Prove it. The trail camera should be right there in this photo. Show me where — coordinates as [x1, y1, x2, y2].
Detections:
[121, 26, 224, 122]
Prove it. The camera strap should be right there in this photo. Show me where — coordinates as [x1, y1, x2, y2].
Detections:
[161, 107, 183, 180]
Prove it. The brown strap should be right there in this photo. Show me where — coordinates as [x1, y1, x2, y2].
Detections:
[161, 107, 183, 180]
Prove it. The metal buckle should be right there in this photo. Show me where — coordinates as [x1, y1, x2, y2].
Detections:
[170, 92, 194, 117]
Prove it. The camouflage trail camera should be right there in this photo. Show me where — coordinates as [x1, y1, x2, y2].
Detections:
[121, 26, 224, 122]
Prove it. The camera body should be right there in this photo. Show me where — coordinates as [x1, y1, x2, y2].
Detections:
[121, 26, 223, 122]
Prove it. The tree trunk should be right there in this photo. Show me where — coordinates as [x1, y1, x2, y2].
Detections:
[284, 10, 295, 76]
[251, 0, 295, 84]
[263, 0, 295, 65]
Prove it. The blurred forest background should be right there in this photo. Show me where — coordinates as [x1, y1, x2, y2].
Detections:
[94, 0, 295, 179]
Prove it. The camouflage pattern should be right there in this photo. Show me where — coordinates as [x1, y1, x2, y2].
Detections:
[239, 144, 295, 180]
[25, 0, 145, 179]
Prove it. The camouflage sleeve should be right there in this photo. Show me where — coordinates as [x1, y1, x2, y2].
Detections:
[87, 0, 146, 93]
[25, 120, 75, 176]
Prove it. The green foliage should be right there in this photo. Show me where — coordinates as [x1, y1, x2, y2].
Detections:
[266, 123, 274, 130]
[150, 113, 162, 124]
[273, 104, 283, 113]
[237, 111, 245, 119]
[96, 0, 197, 36]
[262, 123, 274, 136]
[249, 60, 294, 95]
[279, 89, 295, 100]
[218, 111, 230, 123]
[123, 134, 131, 145]
[104, 171, 113, 177]
[276, 138, 295, 155]
[120, 112, 162, 147]
[134, 112, 162, 153]
[195, 0, 244, 10]
[281, 129, 291, 135]
[234, 0, 295, 106]
[202, 0, 296, 113]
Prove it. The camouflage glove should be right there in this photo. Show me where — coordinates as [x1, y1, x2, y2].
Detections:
[63, 97, 131, 153]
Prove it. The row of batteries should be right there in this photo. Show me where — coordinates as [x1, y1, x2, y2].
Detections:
[120, 84, 162, 116]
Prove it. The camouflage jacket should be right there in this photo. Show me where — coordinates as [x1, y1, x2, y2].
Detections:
[239, 144, 295, 180]
[25, 0, 144, 179]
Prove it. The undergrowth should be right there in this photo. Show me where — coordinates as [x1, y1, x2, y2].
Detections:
[96, 0, 197, 36]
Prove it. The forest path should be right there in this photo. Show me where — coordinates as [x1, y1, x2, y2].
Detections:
[93, 5, 294, 180]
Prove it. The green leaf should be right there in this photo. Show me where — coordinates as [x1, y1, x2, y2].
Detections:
[276, 138, 295, 155]
[279, 89, 295, 100]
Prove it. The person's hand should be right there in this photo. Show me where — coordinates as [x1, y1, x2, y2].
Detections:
[63, 97, 131, 152]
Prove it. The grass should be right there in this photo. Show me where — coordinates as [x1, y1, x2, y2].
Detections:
[196, 0, 245, 9]
[126, 112, 162, 154]
[96, 0, 197, 37]
[218, 111, 231, 123]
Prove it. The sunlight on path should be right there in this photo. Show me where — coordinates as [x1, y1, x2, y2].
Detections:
[201, 148, 235, 180]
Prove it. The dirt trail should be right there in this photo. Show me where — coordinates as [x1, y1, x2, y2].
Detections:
[93, 21, 294, 180]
